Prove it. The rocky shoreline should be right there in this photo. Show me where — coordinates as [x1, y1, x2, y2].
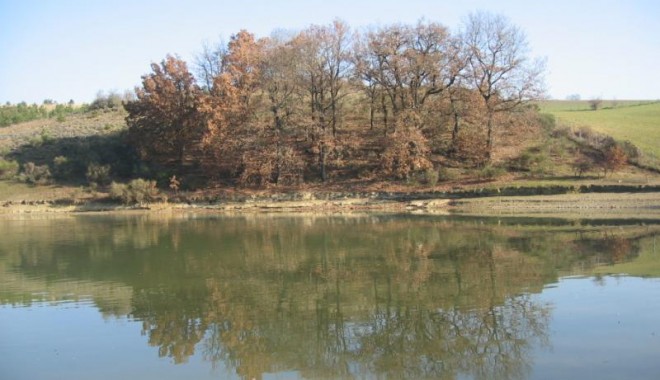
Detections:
[2, 189, 660, 218]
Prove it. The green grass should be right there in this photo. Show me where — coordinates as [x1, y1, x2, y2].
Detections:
[538, 99, 657, 112]
[0, 180, 89, 202]
[539, 100, 660, 158]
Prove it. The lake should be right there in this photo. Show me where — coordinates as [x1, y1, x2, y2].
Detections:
[1, 213, 659, 379]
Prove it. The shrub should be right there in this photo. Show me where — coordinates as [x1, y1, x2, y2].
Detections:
[452, 128, 489, 167]
[0, 158, 19, 179]
[380, 112, 433, 180]
[20, 162, 52, 185]
[599, 144, 627, 177]
[478, 164, 506, 180]
[40, 129, 52, 144]
[572, 156, 595, 177]
[275, 147, 304, 186]
[109, 182, 128, 202]
[85, 163, 111, 186]
[52, 155, 74, 180]
[89, 91, 123, 111]
[109, 178, 163, 205]
[239, 150, 275, 187]
[511, 147, 551, 177]
[424, 168, 440, 186]
[537, 113, 556, 131]
[619, 140, 640, 161]
[437, 166, 457, 182]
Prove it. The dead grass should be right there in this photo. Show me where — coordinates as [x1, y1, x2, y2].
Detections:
[0, 180, 93, 203]
[0, 109, 126, 152]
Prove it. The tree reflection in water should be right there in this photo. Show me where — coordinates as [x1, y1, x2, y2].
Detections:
[1, 214, 657, 379]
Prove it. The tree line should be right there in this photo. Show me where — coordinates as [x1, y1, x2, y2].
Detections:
[125, 12, 545, 188]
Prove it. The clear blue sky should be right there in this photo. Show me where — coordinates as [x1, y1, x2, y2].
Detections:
[1, 0, 659, 104]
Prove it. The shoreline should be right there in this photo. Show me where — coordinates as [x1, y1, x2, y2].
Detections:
[2, 191, 660, 219]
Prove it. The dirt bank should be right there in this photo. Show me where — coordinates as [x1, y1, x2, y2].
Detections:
[2, 191, 660, 218]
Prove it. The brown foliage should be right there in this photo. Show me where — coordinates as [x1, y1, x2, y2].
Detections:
[123, 17, 546, 188]
[452, 127, 489, 167]
[125, 55, 203, 171]
[380, 111, 433, 179]
[199, 31, 267, 176]
[600, 144, 627, 177]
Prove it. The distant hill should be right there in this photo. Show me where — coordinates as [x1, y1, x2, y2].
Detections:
[539, 100, 660, 159]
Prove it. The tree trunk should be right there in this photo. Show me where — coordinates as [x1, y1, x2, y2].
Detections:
[486, 111, 494, 161]
[320, 143, 327, 182]
[331, 101, 337, 137]
[369, 92, 375, 130]
[450, 98, 461, 154]
[381, 93, 388, 135]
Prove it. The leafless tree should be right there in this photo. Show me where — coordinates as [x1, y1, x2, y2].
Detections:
[462, 11, 545, 160]
[293, 20, 352, 181]
[589, 97, 602, 110]
[194, 39, 227, 91]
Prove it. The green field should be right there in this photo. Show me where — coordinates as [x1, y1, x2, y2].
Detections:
[539, 100, 660, 158]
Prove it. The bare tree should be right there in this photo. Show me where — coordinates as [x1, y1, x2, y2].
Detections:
[354, 21, 463, 134]
[293, 20, 352, 181]
[462, 11, 545, 160]
[589, 97, 602, 110]
[194, 39, 227, 91]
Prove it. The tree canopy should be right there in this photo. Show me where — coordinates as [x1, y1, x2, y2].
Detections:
[125, 14, 546, 188]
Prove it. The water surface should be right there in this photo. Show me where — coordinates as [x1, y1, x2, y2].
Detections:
[1, 214, 659, 379]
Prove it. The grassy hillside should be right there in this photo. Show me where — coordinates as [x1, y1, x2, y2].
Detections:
[539, 100, 660, 158]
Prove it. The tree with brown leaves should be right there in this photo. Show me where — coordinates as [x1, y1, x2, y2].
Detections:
[125, 55, 203, 173]
[199, 30, 266, 180]
[600, 144, 627, 177]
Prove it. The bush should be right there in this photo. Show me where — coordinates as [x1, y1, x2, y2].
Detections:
[478, 165, 506, 180]
[0, 158, 19, 179]
[110, 179, 163, 205]
[52, 156, 74, 180]
[537, 113, 556, 131]
[380, 111, 433, 180]
[619, 140, 640, 161]
[599, 144, 627, 177]
[85, 163, 111, 186]
[437, 166, 457, 182]
[452, 128, 489, 167]
[572, 156, 595, 177]
[511, 147, 551, 177]
[109, 182, 128, 202]
[424, 168, 440, 186]
[20, 162, 52, 185]
[89, 91, 123, 111]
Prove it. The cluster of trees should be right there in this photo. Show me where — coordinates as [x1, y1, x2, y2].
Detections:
[125, 13, 545, 187]
[1, 90, 134, 129]
[0, 101, 81, 127]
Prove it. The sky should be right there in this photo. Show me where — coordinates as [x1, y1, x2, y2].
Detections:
[1, 0, 659, 104]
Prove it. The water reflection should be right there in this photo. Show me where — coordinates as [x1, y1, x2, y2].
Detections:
[1, 214, 659, 379]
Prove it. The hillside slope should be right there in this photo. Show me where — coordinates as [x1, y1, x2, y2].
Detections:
[540, 101, 660, 158]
